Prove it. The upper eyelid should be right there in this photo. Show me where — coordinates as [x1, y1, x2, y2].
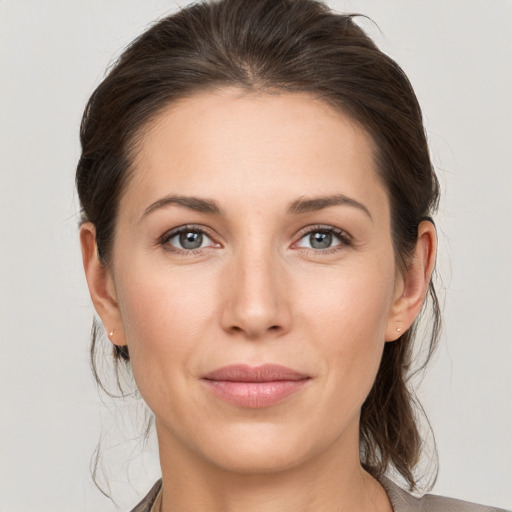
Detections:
[161, 224, 216, 241]
[294, 224, 352, 241]
[159, 225, 219, 253]
[158, 223, 352, 249]
[160, 224, 350, 236]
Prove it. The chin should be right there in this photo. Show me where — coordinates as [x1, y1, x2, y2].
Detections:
[184, 424, 307, 474]
[192, 421, 330, 475]
[209, 444, 307, 475]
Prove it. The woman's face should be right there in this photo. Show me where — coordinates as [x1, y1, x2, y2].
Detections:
[99, 89, 407, 473]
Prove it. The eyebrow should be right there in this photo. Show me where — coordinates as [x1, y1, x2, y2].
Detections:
[287, 194, 373, 220]
[142, 194, 222, 219]
[141, 193, 372, 221]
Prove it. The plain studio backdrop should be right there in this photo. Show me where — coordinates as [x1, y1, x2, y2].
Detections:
[0, 1, 511, 511]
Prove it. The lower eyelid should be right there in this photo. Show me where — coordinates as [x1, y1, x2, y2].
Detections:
[159, 225, 351, 254]
[294, 227, 352, 248]
[160, 226, 218, 251]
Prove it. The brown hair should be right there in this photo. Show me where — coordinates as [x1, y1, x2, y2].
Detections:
[77, 0, 440, 491]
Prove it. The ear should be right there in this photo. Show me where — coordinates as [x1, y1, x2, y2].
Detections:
[385, 220, 437, 342]
[80, 222, 126, 347]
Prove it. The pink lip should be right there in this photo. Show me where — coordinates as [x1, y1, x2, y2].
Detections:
[202, 364, 310, 408]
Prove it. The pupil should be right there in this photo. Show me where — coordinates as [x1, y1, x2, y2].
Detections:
[310, 231, 332, 249]
[180, 231, 202, 249]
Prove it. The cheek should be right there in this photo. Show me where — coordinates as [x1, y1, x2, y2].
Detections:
[297, 260, 396, 399]
[114, 266, 217, 409]
[112, 238, 397, 424]
[298, 259, 396, 344]
[117, 255, 217, 340]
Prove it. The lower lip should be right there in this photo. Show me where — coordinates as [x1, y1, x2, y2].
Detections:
[202, 379, 309, 408]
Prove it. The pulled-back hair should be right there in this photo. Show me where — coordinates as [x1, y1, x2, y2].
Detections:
[76, 0, 440, 491]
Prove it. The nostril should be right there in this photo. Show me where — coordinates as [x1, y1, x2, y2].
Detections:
[228, 324, 281, 335]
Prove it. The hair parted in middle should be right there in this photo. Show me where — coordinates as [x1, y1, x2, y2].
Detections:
[76, 0, 441, 491]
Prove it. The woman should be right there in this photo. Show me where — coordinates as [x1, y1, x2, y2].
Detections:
[76, 0, 506, 511]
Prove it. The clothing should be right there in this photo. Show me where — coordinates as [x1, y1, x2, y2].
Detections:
[378, 476, 507, 512]
[129, 480, 161, 512]
[130, 477, 508, 512]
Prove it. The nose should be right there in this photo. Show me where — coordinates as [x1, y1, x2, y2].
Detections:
[219, 244, 292, 340]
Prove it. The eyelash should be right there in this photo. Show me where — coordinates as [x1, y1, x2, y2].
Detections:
[159, 224, 352, 255]
[159, 225, 219, 255]
[294, 224, 353, 254]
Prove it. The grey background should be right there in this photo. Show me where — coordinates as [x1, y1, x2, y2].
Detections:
[1, 0, 511, 510]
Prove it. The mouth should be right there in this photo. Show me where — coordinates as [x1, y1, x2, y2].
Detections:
[201, 364, 311, 408]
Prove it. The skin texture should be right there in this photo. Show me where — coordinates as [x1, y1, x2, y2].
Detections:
[81, 88, 436, 512]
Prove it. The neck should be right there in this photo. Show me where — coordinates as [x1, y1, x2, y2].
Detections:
[156, 423, 392, 512]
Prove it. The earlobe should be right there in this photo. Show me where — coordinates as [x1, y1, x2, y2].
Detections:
[80, 223, 126, 346]
[385, 220, 437, 342]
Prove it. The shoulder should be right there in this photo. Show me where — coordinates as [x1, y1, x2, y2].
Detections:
[378, 476, 508, 512]
[128, 477, 509, 512]
[129, 479, 162, 512]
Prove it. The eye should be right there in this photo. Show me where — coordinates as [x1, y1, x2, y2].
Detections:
[294, 226, 351, 251]
[162, 226, 217, 252]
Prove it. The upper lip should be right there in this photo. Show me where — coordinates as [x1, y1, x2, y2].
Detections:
[202, 364, 309, 382]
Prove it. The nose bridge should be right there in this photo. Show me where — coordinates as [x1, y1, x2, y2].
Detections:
[221, 236, 290, 338]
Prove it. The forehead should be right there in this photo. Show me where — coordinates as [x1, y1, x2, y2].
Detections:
[123, 88, 389, 220]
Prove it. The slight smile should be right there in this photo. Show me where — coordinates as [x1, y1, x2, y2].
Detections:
[201, 364, 311, 408]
